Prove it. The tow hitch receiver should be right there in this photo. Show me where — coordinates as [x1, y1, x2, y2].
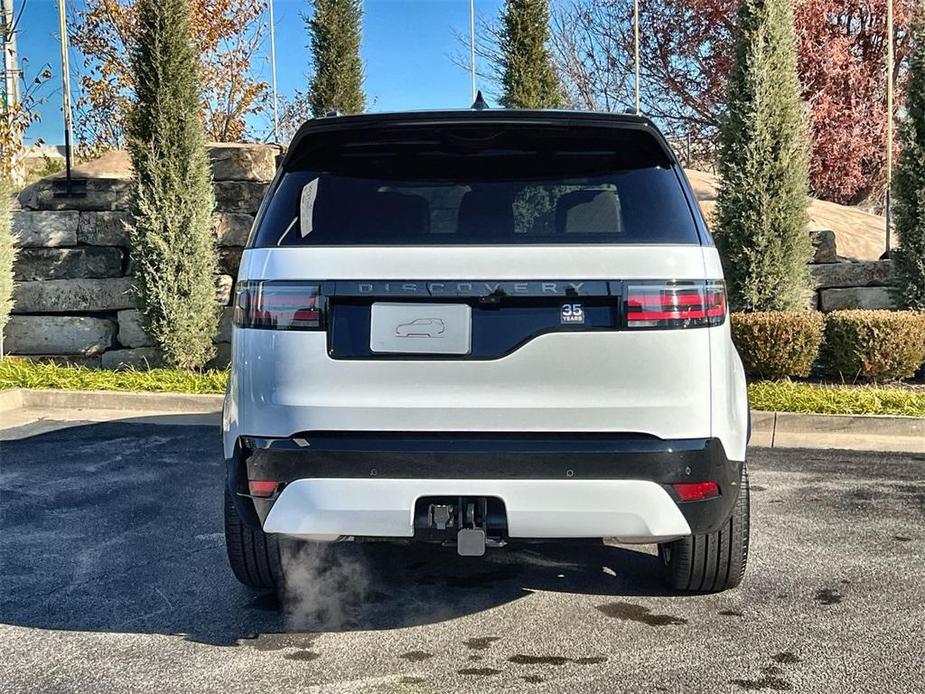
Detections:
[421, 497, 489, 556]
[457, 528, 486, 557]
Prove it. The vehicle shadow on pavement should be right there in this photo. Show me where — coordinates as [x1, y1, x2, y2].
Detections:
[0, 420, 674, 646]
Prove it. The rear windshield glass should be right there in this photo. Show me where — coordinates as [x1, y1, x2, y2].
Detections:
[251, 125, 700, 247]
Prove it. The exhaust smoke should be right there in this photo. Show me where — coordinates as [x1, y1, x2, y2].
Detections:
[278, 540, 371, 631]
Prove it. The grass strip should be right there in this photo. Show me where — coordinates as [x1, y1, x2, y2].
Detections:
[1, 359, 923, 417]
[0, 358, 226, 395]
[748, 380, 925, 418]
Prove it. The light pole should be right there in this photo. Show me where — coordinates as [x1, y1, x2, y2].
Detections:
[56, 0, 75, 195]
[634, 0, 640, 114]
[469, 0, 476, 102]
[1, 0, 20, 121]
[885, 0, 894, 256]
[268, 0, 279, 141]
[1, 0, 22, 183]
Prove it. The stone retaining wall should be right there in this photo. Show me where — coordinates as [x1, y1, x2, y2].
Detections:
[6, 146, 898, 368]
[807, 230, 896, 311]
[8, 144, 278, 368]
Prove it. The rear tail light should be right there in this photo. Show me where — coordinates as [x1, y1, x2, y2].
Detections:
[625, 280, 726, 329]
[672, 481, 720, 502]
[234, 281, 324, 330]
[248, 480, 279, 497]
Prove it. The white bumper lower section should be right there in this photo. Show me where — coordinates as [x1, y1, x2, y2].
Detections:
[262, 478, 692, 543]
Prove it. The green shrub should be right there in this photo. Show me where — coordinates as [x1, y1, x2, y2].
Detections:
[36, 155, 64, 179]
[731, 311, 824, 379]
[307, 0, 366, 117]
[499, 0, 565, 109]
[892, 18, 925, 310]
[713, 0, 812, 311]
[126, 0, 219, 369]
[822, 310, 925, 382]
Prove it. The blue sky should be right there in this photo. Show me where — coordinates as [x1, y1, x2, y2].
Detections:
[20, 0, 504, 145]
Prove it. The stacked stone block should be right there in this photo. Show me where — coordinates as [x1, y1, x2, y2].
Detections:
[807, 230, 896, 311]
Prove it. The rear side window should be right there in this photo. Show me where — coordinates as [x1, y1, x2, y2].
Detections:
[252, 125, 700, 247]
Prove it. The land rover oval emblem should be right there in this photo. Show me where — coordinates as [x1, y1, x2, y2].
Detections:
[561, 303, 585, 324]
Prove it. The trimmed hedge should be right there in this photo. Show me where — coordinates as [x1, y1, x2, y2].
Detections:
[821, 310, 925, 382]
[731, 311, 824, 379]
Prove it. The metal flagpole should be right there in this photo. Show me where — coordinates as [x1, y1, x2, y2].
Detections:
[268, 0, 279, 142]
[634, 0, 640, 114]
[56, 0, 74, 195]
[1, 0, 24, 186]
[1, 0, 21, 128]
[885, 0, 894, 256]
[469, 0, 476, 102]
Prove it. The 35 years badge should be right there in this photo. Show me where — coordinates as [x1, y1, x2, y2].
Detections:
[560, 303, 585, 324]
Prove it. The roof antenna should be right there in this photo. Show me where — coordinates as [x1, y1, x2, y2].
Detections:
[471, 90, 489, 111]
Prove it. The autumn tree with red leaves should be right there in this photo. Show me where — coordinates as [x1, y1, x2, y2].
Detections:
[794, 0, 917, 205]
[549, 0, 917, 205]
[551, 0, 735, 135]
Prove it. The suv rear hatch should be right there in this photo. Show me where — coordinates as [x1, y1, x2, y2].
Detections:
[231, 112, 721, 442]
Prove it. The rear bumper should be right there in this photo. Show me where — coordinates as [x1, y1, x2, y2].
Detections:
[227, 435, 742, 541]
[264, 478, 691, 542]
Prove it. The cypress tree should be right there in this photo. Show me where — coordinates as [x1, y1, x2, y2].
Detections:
[307, 0, 365, 117]
[892, 18, 925, 310]
[499, 0, 565, 109]
[713, 0, 811, 312]
[126, 0, 218, 369]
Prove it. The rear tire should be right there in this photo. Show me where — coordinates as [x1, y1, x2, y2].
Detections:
[224, 488, 285, 590]
[658, 463, 750, 592]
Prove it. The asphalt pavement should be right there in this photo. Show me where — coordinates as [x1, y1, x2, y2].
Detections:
[0, 418, 923, 693]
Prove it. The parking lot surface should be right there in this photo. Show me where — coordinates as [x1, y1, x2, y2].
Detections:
[1, 417, 923, 693]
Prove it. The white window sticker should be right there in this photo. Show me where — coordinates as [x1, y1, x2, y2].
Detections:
[299, 178, 319, 237]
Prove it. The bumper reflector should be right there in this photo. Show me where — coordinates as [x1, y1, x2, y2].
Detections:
[248, 480, 278, 498]
[673, 481, 720, 502]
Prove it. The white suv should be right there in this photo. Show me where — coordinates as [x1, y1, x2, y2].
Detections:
[222, 110, 750, 593]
